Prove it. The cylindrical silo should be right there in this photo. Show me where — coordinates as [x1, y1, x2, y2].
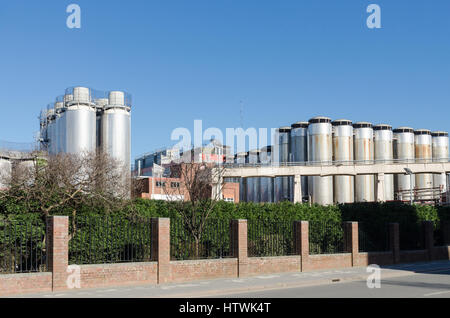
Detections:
[275, 127, 291, 202]
[63, 87, 97, 155]
[332, 119, 354, 204]
[248, 149, 260, 203]
[432, 131, 449, 194]
[260, 145, 274, 203]
[290, 122, 309, 202]
[308, 117, 333, 205]
[414, 129, 433, 201]
[101, 90, 131, 179]
[393, 127, 415, 201]
[353, 122, 375, 202]
[374, 124, 394, 201]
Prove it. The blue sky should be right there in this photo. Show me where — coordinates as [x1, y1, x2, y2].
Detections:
[0, 0, 449, 160]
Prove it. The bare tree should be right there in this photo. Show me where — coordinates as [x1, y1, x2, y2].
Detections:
[162, 161, 226, 257]
[0, 151, 132, 220]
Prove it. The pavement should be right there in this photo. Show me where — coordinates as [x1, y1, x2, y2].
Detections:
[6, 260, 450, 298]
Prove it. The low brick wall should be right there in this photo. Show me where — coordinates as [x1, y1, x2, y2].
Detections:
[79, 262, 158, 289]
[0, 272, 52, 297]
[306, 253, 352, 271]
[246, 256, 301, 276]
[400, 250, 429, 263]
[431, 246, 450, 261]
[355, 251, 394, 266]
[170, 258, 238, 283]
[2, 217, 449, 297]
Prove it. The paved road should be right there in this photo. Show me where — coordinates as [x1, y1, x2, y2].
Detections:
[8, 260, 450, 298]
[213, 268, 450, 298]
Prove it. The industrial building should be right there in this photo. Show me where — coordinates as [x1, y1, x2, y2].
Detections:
[229, 116, 450, 206]
[38, 86, 131, 175]
[133, 139, 239, 202]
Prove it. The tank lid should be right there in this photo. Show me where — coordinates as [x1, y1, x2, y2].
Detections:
[332, 119, 352, 126]
[308, 116, 331, 124]
[414, 129, 432, 135]
[432, 131, 448, 137]
[373, 124, 392, 131]
[291, 121, 309, 128]
[353, 122, 373, 128]
[278, 126, 292, 133]
[393, 127, 414, 133]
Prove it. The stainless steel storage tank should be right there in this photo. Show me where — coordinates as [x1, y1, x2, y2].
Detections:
[275, 126, 291, 202]
[393, 127, 415, 201]
[374, 124, 394, 201]
[414, 129, 433, 200]
[308, 117, 333, 205]
[332, 119, 354, 203]
[260, 145, 274, 202]
[353, 122, 375, 202]
[101, 90, 131, 175]
[248, 149, 260, 203]
[432, 131, 449, 193]
[290, 122, 309, 202]
[63, 87, 97, 155]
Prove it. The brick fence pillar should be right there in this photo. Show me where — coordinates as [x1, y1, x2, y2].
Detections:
[294, 221, 309, 272]
[423, 221, 434, 261]
[231, 219, 248, 277]
[151, 218, 171, 284]
[345, 222, 359, 267]
[46, 216, 69, 291]
[389, 223, 400, 264]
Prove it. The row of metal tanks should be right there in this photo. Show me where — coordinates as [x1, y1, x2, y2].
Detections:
[234, 116, 449, 205]
[39, 86, 131, 171]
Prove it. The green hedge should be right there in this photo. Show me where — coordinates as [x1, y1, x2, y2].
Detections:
[2, 200, 450, 265]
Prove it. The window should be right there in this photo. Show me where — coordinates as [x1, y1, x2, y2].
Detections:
[156, 181, 166, 187]
[171, 182, 180, 188]
[224, 197, 234, 202]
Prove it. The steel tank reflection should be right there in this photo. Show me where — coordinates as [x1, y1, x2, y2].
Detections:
[308, 117, 333, 205]
[432, 131, 449, 193]
[275, 127, 291, 202]
[393, 127, 415, 201]
[374, 124, 394, 201]
[290, 122, 308, 202]
[332, 119, 354, 203]
[414, 129, 433, 200]
[353, 122, 375, 202]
